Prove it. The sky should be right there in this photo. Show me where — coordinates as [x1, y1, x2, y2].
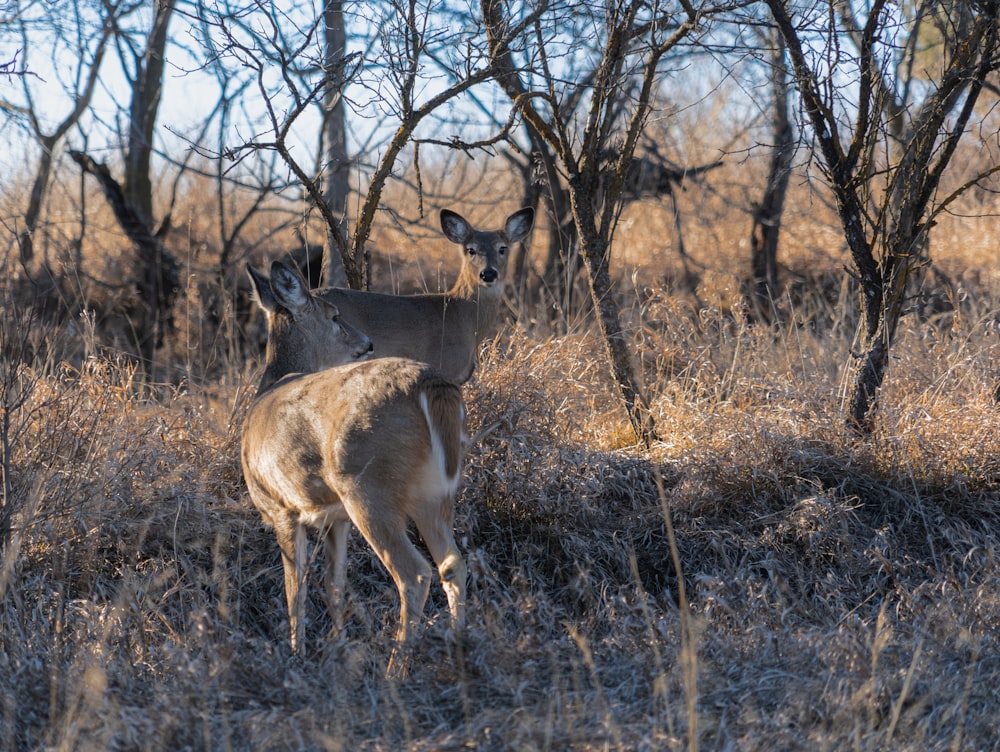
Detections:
[0, 0, 513, 192]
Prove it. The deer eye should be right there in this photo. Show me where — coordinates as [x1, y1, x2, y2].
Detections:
[466, 246, 477, 256]
[498, 245, 508, 256]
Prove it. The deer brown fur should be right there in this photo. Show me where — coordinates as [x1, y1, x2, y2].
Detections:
[241, 260, 469, 676]
[318, 208, 533, 383]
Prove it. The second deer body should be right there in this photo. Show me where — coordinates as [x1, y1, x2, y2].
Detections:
[241, 260, 469, 675]
[318, 207, 534, 383]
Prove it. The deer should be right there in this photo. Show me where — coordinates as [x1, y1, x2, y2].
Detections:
[241, 259, 469, 677]
[317, 207, 534, 383]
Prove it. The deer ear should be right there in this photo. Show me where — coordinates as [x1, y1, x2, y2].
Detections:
[268, 260, 311, 317]
[247, 264, 278, 314]
[440, 209, 471, 244]
[505, 208, 534, 243]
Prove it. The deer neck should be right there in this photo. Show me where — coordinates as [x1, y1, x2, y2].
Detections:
[257, 323, 317, 394]
[449, 273, 505, 344]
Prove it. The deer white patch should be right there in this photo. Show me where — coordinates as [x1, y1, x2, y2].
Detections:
[419, 391, 462, 499]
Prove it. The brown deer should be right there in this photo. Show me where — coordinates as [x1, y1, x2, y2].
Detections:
[317, 207, 534, 383]
[242, 260, 469, 676]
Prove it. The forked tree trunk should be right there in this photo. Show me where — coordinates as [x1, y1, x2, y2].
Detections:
[767, 0, 1000, 435]
[480, 0, 708, 446]
[846, 222, 927, 430]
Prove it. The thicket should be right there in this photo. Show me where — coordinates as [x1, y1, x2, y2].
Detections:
[2, 161, 1000, 748]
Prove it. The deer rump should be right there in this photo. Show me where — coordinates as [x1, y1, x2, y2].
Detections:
[243, 357, 465, 533]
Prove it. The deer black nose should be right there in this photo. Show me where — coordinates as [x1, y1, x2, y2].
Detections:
[480, 268, 498, 284]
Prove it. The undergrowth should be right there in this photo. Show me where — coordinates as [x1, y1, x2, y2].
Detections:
[2, 274, 1000, 750]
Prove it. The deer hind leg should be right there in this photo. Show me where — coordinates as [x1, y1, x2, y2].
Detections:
[273, 514, 308, 653]
[322, 519, 351, 633]
[412, 494, 467, 630]
[347, 499, 432, 676]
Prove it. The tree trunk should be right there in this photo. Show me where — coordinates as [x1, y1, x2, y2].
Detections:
[70, 151, 180, 374]
[17, 13, 114, 266]
[570, 183, 655, 446]
[123, 0, 176, 230]
[749, 30, 793, 322]
[847, 221, 927, 431]
[321, 0, 350, 287]
[19, 141, 56, 266]
[532, 143, 580, 328]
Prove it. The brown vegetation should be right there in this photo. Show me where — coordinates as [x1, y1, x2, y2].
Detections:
[2, 161, 1000, 750]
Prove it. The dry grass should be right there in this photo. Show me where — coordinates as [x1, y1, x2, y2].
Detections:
[3, 166, 1000, 750]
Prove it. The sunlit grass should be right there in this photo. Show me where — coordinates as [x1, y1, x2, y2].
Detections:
[2, 156, 1000, 749]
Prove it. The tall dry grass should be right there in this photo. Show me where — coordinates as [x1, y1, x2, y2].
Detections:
[2, 159, 1000, 750]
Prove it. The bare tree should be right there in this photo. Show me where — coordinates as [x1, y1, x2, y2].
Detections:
[498, 60, 720, 329]
[2, 0, 123, 267]
[199, 0, 542, 291]
[68, 0, 182, 375]
[765, 0, 1000, 432]
[485, 0, 724, 445]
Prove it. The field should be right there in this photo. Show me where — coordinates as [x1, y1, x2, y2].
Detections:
[3, 162, 1000, 751]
